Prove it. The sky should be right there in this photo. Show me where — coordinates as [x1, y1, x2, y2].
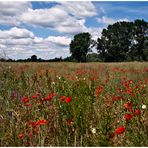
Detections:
[0, 1, 148, 60]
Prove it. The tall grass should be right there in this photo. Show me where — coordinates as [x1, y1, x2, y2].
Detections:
[0, 62, 148, 146]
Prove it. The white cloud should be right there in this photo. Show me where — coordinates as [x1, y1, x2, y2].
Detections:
[0, 27, 71, 60]
[20, 7, 87, 34]
[97, 16, 129, 25]
[0, 2, 105, 59]
[0, 2, 31, 16]
[0, 2, 31, 26]
[59, 2, 97, 18]
[19, 2, 99, 34]
[0, 27, 34, 39]
[86, 27, 103, 39]
[46, 36, 71, 46]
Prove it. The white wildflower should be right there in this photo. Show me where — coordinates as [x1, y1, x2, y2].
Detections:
[91, 128, 96, 134]
[52, 82, 55, 85]
[142, 104, 146, 109]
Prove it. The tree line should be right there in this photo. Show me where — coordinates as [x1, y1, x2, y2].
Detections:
[1, 19, 148, 62]
[70, 19, 148, 62]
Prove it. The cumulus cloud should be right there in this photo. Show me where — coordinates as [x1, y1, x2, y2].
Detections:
[0, 2, 31, 16]
[0, 27, 71, 59]
[0, 1, 31, 26]
[58, 1, 97, 18]
[46, 36, 71, 46]
[19, 2, 98, 34]
[0, 27, 34, 39]
[20, 7, 87, 34]
[97, 16, 129, 25]
[0, 2, 106, 59]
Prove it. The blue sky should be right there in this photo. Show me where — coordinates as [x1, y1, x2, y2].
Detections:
[0, 1, 148, 60]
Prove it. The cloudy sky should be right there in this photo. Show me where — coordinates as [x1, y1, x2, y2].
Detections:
[0, 1, 148, 60]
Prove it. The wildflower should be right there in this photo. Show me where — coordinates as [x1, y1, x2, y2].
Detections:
[142, 104, 146, 109]
[18, 133, 25, 139]
[52, 81, 55, 85]
[96, 86, 103, 96]
[115, 126, 126, 135]
[124, 102, 132, 108]
[45, 94, 54, 101]
[21, 96, 29, 103]
[31, 94, 37, 99]
[60, 96, 66, 102]
[127, 87, 133, 95]
[134, 109, 141, 115]
[36, 119, 48, 125]
[91, 128, 96, 134]
[112, 96, 122, 101]
[66, 97, 72, 103]
[124, 114, 132, 121]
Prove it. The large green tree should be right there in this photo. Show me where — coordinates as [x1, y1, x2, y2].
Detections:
[70, 32, 94, 62]
[97, 19, 148, 62]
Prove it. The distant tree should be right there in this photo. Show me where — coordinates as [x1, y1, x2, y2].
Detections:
[31, 55, 37, 62]
[70, 32, 95, 62]
[86, 53, 101, 62]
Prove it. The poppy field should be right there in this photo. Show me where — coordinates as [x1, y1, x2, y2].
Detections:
[0, 62, 148, 146]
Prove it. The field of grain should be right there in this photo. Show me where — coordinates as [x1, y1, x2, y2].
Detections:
[0, 62, 148, 146]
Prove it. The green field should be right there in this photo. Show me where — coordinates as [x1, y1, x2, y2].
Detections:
[0, 62, 148, 146]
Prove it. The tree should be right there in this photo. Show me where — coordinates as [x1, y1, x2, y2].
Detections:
[70, 32, 94, 62]
[97, 19, 148, 62]
[97, 21, 134, 62]
[129, 19, 148, 61]
[31, 55, 37, 62]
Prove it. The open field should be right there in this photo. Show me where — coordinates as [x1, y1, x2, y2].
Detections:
[0, 62, 148, 146]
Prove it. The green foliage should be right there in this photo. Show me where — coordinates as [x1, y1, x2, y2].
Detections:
[70, 32, 95, 62]
[97, 19, 148, 62]
[0, 62, 148, 146]
[31, 55, 37, 62]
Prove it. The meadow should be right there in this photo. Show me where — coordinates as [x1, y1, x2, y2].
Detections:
[0, 62, 148, 146]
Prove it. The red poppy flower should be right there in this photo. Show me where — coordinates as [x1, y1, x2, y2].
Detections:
[115, 126, 126, 135]
[21, 96, 29, 103]
[96, 87, 103, 96]
[46, 94, 54, 101]
[134, 109, 141, 115]
[66, 97, 72, 103]
[112, 96, 122, 101]
[124, 102, 132, 108]
[36, 119, 47, 125]
[127, 87, 133, 95]
[32, 94, 37, 99]
[18, 133, 25, 139]
[124, 114, 132, 121]
[60, 96, 66, 102]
